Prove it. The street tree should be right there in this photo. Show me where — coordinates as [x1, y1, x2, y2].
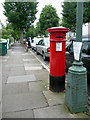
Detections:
[1, 23, 21, 41]
[25, 25, 35, 39]
[62, 2, 90, 32]
[35, 21, 42, 36]
[83, 2, 90, 23]
[39, 5, 60, 36]
[1, 24, 12, 40]
[3, 2, 38, 43]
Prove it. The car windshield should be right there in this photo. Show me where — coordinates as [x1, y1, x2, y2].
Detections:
[44, 38, 50, 47]
[82, 37, 90, 42]
[70, 37, 90, 42]
[82, 42, 90, 54]
[34, 39, 38, 44]
[66, 40, 90, 55]
[66, 41, 71, 47]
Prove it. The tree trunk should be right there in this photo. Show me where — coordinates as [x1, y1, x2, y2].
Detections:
[20, 29, 23, 44]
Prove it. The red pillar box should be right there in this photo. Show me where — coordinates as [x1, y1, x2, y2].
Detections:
[47, 27, 69, 92]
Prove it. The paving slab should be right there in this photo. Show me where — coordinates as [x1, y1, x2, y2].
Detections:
[0, 62, 2, 73]
[24, 63, 41, 67]
[12, 47, 23, 49]
[6, 57, 22, 60]
[2, 73, 8, 84]
[22, 53, 32, 56]
[3, 109, 34, 118]
[2, 59, 7, 62]
[2, 56, 9, 59]
[24, 61, 40, 65]
[2, 64, 11, 71]
[26, 69, 49, 81]
[29, 80, 49, 92]
[8, 70, 26, 76]
[23, 59, 33, 62]
[34, 104, 89, 118]
[2, 92, 48, 113]
[0, 113, 2, 120]
[0, 103, 2, 119]
[7, 74, 36, 83]
[0, 72, 2, 103]
[0, 103, 2, 114]
[43, 90, 65, 106]
[10, 53, 22, 56]
[0, 62, 2, 67]
[2, 83, 29, 95]
[11, 51, 23, 54]
[34, 105, 71, 118]
[0, 56, 2, 59]
[10, 66, 25, 71]
[23, 58, 39, 62]
[9, 55, 22, 58]
[25, 66, 42, 71]
[5, 64, 24, 67]
[22, 56, 35, 59]
[7, 61, 23, 65]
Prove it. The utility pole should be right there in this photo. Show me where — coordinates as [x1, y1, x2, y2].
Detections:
[65, 2, 88, 113]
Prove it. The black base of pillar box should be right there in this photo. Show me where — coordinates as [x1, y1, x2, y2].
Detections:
[49, 75, 65, 92]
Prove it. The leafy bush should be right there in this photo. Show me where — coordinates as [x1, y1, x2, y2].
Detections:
[9, 37, 14, 44]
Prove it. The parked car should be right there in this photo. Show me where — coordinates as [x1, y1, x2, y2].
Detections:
[36, 37, 50, 61]
[31, 38, 41, 51]
[65, 37, 90, 83]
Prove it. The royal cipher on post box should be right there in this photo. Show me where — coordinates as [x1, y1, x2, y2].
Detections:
[47, 27, 69, 92]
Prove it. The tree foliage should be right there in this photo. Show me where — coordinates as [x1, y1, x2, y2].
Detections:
[1, 24, 13, 39]
[39, 5, 60, 35]
[35, 21, 41, 36]
[25, 25, 36, 39]
[3, 2, 38, 42]
[1, 23, 21, 41]
[62, 2, 90, 32]
[83, 2, 90, 23]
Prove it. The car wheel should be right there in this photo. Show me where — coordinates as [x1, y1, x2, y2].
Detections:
[43, 53, 47, 61]
[36, 49, 39, 55]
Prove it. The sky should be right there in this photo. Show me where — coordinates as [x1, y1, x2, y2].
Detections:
[0, 0, 64, 27]
[0, 0, 6, 27]
[34, 0, 64, 26]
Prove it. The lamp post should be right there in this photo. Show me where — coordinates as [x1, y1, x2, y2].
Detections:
[65, 2, 88, 113]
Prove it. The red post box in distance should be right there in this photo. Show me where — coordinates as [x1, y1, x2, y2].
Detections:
[47, 27, 69, 92]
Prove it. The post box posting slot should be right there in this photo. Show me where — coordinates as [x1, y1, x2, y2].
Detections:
[55, 36, 63, 38]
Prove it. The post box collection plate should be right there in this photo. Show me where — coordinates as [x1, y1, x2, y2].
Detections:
[56, 42, 62, 51]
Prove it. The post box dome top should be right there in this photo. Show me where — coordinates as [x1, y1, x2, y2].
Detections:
[47, 27, 69, 33]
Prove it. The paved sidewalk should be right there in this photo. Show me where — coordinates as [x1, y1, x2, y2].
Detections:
[1, 42, 90, 118]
